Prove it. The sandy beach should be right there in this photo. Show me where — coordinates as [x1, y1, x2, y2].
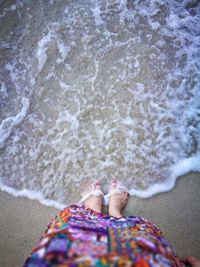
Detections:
[0, 172, 200, 267]
[1, 1, 200, 267]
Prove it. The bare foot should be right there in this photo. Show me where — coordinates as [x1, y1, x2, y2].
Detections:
[83, 182, 103, 213]
[185, 256, 200, 267]
[108, 180, 129, 218]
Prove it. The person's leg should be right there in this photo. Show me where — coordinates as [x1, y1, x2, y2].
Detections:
[108, 180, 129, 218]
[83, 183, 103, 213]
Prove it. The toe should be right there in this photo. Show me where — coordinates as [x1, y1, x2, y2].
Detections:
[123, 192, 129, 197]
[110, 179, 117, 188]
[95, 182, 101, 189]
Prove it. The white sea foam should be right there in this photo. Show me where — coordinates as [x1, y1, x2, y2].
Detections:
[0, 0, 200, 208]
[0, 182, 65, 209]
[129, 155, 200, 198]
[56, 41, 70, 64]
[36, 32, 53, 72]
[91, 1, 104, 26]
[0, 97, 30, 147]
[170, 156, 200, 178]
[0, 82, 8, 98]
[1, 155, 199, 207]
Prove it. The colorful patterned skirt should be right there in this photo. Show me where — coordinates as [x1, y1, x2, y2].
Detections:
[23, 205, 185, 266]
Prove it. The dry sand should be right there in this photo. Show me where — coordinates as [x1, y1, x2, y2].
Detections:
[0, 173, 200, 267]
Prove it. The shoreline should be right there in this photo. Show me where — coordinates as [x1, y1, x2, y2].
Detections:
[0, 172, 200, 266]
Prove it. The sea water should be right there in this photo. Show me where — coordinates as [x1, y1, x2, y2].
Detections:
[0, 0, 200, 208]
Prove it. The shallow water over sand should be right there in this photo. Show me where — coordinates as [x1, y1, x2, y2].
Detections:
[0, 0, 200, 207]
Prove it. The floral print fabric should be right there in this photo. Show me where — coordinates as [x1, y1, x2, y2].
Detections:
[23, 205, 185, 266]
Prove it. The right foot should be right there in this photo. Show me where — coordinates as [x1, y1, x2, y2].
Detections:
[81, 182, 103, 213]
[108, 180, 129, 218]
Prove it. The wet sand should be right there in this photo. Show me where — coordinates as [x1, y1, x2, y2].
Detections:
[0, 173, 200, 267]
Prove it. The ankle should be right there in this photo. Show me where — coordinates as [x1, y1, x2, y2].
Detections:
[109, 210, 122, 218]
[85, 204, 102, 213]
[84, 197, 103, 213]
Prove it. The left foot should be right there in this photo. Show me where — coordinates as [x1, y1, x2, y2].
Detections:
[82, 182, 103, 213]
